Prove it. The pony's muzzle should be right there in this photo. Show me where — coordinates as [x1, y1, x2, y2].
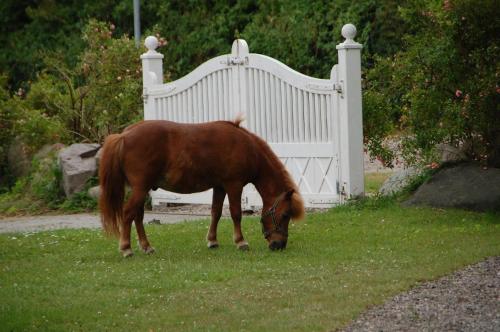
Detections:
[269, 240, 287, 251]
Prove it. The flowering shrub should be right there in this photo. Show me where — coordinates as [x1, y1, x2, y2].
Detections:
[366, 0, 500, 167]
[9, 19, 146, 150]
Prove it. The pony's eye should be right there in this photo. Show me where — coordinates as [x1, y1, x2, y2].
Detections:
[282, 213, 290, 220]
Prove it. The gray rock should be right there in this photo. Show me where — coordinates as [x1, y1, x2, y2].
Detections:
[87, 185, 101, 200]
[404, 162, 500, 212]
[58, 144, 100, 197]
[436, 143, 468, 163]
[379, 167, 421, 196]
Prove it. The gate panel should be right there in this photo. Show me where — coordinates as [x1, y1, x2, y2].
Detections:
[146, 57, 237, 205]
[241, 54, 339, 208]
[141, 26, 364, 209]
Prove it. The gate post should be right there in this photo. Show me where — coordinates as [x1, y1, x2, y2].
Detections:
[335, 24, 364, 199]
[141, 36, 164, 120]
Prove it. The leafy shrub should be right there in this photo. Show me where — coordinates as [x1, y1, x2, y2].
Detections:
[35, 20, 143, 143]
[367, 0, 500, 167]
[0, 152, 98, 216]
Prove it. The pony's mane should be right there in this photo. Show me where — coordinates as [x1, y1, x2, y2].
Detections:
[234, 124, 305, 220]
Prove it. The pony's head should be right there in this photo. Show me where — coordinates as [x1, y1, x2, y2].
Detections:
[260, 189, 305, 250]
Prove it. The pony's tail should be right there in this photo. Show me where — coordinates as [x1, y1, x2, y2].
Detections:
[99, 134, 125, 237]
[233, 112, 246, 127]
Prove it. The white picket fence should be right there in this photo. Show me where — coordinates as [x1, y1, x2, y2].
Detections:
[141, 24, 364, 209]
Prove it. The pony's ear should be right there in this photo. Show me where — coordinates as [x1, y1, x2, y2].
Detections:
[285, 189, 295, 200]
[289, 190, 305, 220]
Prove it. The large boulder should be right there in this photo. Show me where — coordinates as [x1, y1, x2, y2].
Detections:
[379, 167, 421, 196]
[404, 162, 500, 212]
[58, 144, 100, 197]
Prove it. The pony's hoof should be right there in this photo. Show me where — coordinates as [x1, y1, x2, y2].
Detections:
[207, 241, 219, 249]
[121, 248, 134, 258]
[236, 241, 249, 251]
[143, 246, 155, 255]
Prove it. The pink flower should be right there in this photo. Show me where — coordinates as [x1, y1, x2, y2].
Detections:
[455, 90, 463, 98]
[425, 162, 440, 169]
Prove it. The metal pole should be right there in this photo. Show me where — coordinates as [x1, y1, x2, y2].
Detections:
[133, 0, 140, 47]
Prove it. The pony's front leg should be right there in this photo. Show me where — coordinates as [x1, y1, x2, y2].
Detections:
[206, 187, 225, 248]
[226, 185, 249, 250]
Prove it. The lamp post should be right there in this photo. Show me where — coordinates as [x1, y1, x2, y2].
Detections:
[133, 0, 140, 47]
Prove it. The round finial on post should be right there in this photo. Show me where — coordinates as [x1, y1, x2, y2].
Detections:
[341, 24, 357, 42]
[145, 36, 159, 53]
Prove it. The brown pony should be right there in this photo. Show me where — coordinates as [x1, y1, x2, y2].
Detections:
[99, 117, 305, 257]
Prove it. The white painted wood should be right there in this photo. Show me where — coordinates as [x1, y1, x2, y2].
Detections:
[336, 24, 365, 200]
[140, 24, 364, 208]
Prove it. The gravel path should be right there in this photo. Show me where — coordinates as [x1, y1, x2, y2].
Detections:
[342, 256, 500, 332]
[0, 212, 205, 234]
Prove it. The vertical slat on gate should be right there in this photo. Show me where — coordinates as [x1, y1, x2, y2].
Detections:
[166, 97, 171, 120]
[217, 70, 223, 119]
[321, 95, 327, 141]
[187, 89, 192, 122]
[228, 69, 233, 119]
[204, 77, 210, 122]
[291, 86, 297, 142]
[275, 77, 282, 142]
[223, 69, 229, 119]
[270, 75, 276, 142]
[177, 93, 182, 122]
[191, 84, 197, 122]
[315, 94, 321, 142]
[212, 73, 218, 120]
[182, 91, 187, 122]
[280, 80, 286, 142]
[286, 84, 292, 142]
[306, 92, 313, 142]
[172, 94, 176, 121]
[154, 99, 159, 119]
[267, 73, 273, 140]
[247, 69, 254, 130]
[298, 89, 305, 142]
[177, 92, 182, 122]
[255, 70, 266, 138]
[197, 82, 202, 122]
[208, 75, 214, 121]
[162, 97, 166, 119]
[259, 70, 266, 139]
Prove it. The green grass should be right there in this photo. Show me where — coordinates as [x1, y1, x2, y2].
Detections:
[364, 172, 391, 194]
[1, 200, 499, 331]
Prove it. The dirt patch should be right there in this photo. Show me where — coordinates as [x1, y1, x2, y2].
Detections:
[0, 212, 203, 234]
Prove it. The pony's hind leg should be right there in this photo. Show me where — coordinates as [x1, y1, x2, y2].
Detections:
[226, 184, 249, 250]
[206, 187, 225, 248]
[134, 203, 155, 254]
[119, 188, 148, 257]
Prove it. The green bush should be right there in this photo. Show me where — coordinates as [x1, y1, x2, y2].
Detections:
[0, 152, 98, 216]
[366, 0, 500, 167]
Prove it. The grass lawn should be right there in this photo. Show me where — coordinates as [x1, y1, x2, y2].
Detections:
[0, 199, 499, 331]
[364, 172, 392, 194]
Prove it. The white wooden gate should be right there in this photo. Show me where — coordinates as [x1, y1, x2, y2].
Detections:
[141, 24, 364, 209]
